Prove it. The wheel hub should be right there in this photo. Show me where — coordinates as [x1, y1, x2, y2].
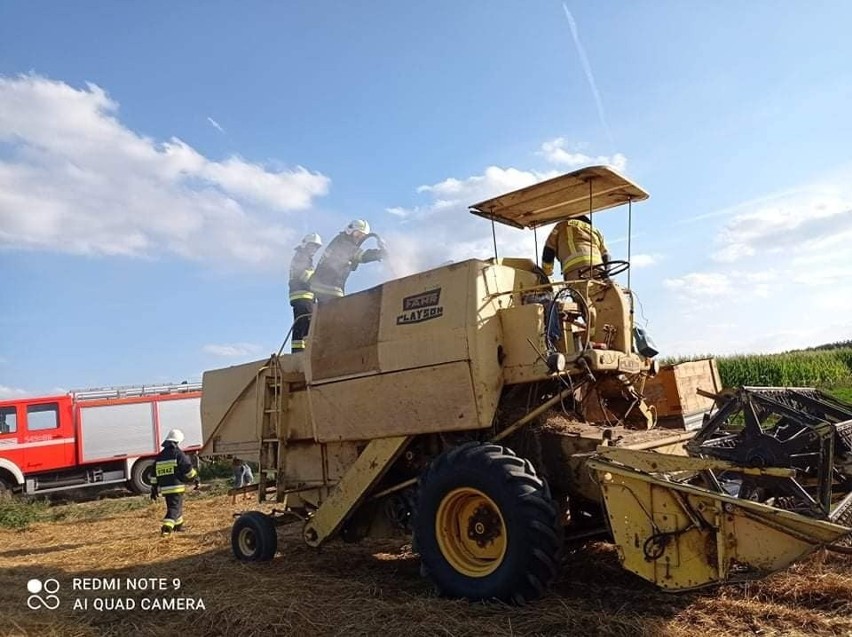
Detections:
[436, 487, 507, 577]
[238, 528, 258, 556]
[467, 504, 502, 547]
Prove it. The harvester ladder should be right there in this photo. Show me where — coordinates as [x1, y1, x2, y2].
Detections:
[257, 355, 296, 503]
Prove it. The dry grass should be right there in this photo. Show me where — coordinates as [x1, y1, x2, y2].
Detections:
[1, 492, 852, 637]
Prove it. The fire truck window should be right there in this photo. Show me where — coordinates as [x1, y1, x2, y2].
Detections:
[0, 407, 16, 434]
[27, 403, 59, 431]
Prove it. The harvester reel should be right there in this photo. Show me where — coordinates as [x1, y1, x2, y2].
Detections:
[688, 387, 852, 520]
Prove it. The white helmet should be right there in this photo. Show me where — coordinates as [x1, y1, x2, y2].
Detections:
[301, 232, 322, 247]
[163, 429, 185, 444]
[345, 219, 370, 235]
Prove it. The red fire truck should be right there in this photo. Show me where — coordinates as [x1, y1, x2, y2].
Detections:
[0, 382, 202, 496]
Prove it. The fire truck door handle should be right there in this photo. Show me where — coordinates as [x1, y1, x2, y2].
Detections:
[52, 434, 62, 439]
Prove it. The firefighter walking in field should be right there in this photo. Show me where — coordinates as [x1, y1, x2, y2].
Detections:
[150, 428, 199, 535]
[289, 232, 322, 353]
[310, 219, 386, 303]
[541, 215, 610, 281]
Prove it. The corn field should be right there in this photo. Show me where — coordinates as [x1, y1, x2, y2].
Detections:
[667, 348, 852, 388]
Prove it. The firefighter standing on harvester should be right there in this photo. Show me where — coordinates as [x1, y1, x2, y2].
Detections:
[310, 219, 386, 303]
[541, 215, 610, 281]
[150, 428, 199, 535]
[288, 232, 322, 353]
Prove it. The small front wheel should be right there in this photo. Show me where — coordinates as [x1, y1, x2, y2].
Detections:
[232, 512, 277, 562]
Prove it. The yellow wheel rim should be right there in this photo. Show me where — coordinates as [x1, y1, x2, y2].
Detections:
[435, 487, 507, 577]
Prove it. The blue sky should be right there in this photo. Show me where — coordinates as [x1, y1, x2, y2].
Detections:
[2, 2, 852, 397]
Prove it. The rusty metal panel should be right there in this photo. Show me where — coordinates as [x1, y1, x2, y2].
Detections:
[645, 359, 721, 426]
[309, 286, 382, 381]
[309, 362, 480, 442]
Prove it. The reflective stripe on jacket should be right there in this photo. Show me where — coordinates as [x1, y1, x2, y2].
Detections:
[543, 219, 608, 279]
[289, 247, 316, 302]
[311, 233, 383, 298]
[150, 443, 197, 495]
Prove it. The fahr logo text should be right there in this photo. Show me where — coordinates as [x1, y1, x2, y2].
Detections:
[396, 288, 444, 325]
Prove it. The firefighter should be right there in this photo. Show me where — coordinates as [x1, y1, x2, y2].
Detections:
[310, 219, 386, 303]
[289, 232, 323, 353]
[150, 428, 199, 535]
[541, 215, 610, 281]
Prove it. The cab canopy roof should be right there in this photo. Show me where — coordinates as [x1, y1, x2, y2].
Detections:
[469, 165, 649, 229]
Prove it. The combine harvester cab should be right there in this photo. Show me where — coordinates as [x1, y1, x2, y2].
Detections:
[201, 166, 851, 602]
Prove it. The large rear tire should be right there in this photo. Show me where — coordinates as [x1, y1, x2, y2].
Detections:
[129, 459, 156, 494]
[414, 441, 563, 603]
[232, 512, 277, 562]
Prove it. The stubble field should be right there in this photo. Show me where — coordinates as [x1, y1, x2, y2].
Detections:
[2, 490, 851, 637]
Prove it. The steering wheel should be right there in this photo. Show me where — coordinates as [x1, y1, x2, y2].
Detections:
[577, 259, 630, 280]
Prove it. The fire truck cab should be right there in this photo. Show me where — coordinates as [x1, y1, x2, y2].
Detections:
[0, 382, 203, 496]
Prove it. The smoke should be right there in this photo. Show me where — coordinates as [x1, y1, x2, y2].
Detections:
[379, 232, 427, 279]
[562, 3, 614, 145]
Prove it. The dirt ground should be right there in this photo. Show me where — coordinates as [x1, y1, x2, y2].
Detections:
[2, 491, 851, 637]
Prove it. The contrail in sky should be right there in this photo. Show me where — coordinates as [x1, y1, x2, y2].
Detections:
[207, 116, 226, 134]
[562, 3, 614, 145]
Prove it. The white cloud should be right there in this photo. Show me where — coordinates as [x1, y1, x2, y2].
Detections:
[0, 385, 29, 399]
[664, 272, 733, 298]
[711, 189, 852, 263]
[416, 165, 556, 202]
[382, 145, 634, 278]
[385, 206, 411, 219]
[383, 165, 561, 276]
[0, 74, 330, 268]
[202, 343, 263, 357]
[657, 173, 852, 356]
[539, 138, 626, 172]
[630, 253, 662, 268]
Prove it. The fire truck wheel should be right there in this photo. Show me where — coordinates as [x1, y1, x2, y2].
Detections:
[232, 512, 278, 562]
[0, 477, 12, 498]
[129, 459, 156, 494]
[414, 441, 563, 604]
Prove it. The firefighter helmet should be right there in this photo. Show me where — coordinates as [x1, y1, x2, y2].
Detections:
[301, 232, 322, 247]
[345, 219, 370, 235]
[163, 429, 185, 444]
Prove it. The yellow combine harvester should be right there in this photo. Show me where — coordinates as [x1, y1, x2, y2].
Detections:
[201, 166, 852, 602]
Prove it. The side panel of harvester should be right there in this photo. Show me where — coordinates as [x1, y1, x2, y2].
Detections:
[304, 259, 537, 441]
[199, 259, 543, 498]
